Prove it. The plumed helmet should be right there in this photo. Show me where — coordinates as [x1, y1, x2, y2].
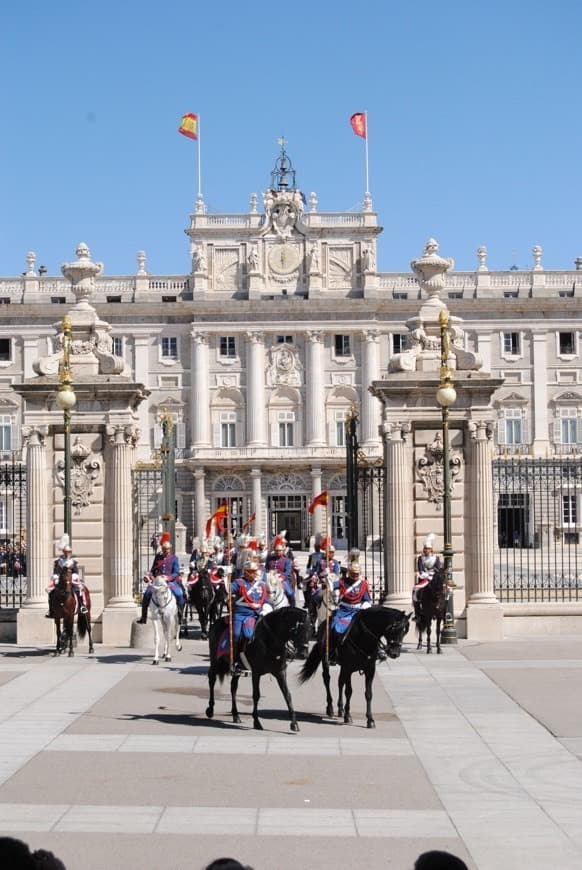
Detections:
[160, 532, 171, 547]
[58, 533, 70, 553]
[423, 533, 436, 550]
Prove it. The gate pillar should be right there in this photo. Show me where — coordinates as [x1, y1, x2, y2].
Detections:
[384, 420, 414, 608]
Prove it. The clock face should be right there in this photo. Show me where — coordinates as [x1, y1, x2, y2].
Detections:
[268, 243, 301, 275]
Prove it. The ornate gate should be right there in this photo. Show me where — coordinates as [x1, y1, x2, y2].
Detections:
[0, 458, 27, 608]
[493, 456, 582, 602]
[132, 463, 162, 599]
[345, 410, 386, 600]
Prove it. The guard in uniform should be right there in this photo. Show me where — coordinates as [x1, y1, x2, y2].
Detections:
[138, 533, 183, 624]
[266, 536, 295, 604]
[229, 559, 273, 673]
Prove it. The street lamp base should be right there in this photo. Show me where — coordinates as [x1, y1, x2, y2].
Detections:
[440, 592, 458, 644]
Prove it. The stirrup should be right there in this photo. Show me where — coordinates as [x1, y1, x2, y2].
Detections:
[80, 606, 88, 614]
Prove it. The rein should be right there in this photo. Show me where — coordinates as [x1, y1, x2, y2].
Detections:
[345, 613, 404, 662]
[151, 585, 173, 611]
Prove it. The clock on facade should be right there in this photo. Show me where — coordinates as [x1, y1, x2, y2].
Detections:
[268, 243, 301, 275]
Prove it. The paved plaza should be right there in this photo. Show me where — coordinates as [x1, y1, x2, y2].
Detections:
[1, 629, 582, 870]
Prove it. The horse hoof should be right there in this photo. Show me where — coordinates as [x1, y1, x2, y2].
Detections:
[437, 648, 442, 654]
[205, 707, 214, 719]
[201, 632, 208, 640]
[68, 652, 74, 657]
[344, 716, 352, 725]
[233, 715, 242, 725]
[326, 706, 334, 718]
[177, 643, 182, 652]
[367, 719, 376, 729]
[152, 659, 159, 666]
[253, 719, 264, 731]
[290, 722, 299, 733]
[165, 656, 172, 662]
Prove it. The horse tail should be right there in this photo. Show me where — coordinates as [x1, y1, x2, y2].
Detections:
[298, 640, 321, 684]
[415, 609, 429, 636]
[77, 610, 88, 639]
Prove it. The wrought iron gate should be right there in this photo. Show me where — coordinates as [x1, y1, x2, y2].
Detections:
[493, 456, 582, 602]
[0, 458, 27, 608]
[132, 464, 163, 599]
[345, 411, 386, 600]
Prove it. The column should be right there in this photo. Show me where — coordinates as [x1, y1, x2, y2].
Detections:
[361, 330, 381, 446]
[384, 421, 414, 607]
[246, 332, 267, 445]
[133, 334, 151, 451]
[17, 427, 52, 644]
[194, 467, 206, 541]
[250, 468, 263, 539]
[102, 424, 139, 645]
[310, 466, 324, 538]
[531, 331, 549, 457]
[465, 420, 503, 640]
[191, 328, 211, 447]
[306, 330, 325, 445]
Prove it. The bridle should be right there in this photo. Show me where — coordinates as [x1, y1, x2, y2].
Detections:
[151, 579, 173, 611]
[344, 612, 408, 662]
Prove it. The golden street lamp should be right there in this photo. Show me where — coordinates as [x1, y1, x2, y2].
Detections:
[436, 309, 458, 644]
[55, 315, 76, 541]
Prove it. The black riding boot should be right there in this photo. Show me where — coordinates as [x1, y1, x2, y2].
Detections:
[137, 599, 148, 624]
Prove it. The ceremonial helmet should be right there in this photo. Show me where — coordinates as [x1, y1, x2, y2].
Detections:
[423, 533, 436, 552]
[160, 532, 172, 550]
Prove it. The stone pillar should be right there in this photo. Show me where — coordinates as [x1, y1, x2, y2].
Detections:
[191, 329, 211, 447]
[306, 331, 325, 445]
[531, 331, 549, 457]
[22, 337, 39, 380]
[246, 332, 267, 445]
[310, 466, 324, 538]
[465, 421, 503, 640]
[194, 468, 206, 541]
[384, 421, 414, 607]
[361, 330, 381, 446]
[133, 334, 151, 451]
[250, 468, 263, 539]
[102, 424, 139, 644]
[17, 427, 53, 644]
[475, 332, 492, 373]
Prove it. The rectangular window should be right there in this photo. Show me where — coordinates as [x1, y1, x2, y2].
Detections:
[220, 336, 236, 357]
[503, 332, 520, 355]
[112, 336, 123, 357]
[279, 422, 294, 447]
[0, 418, 11, 451]
[276, 335, 293, 344]
[561, 415, 578, 445]
[106, 295, 122, 303]
[393, 293, 408, 300]
[563, 494, 577, 527]
[0, 339, 11, 362]
[559, 332, 576, 355]
[161, 337, 178, 359]
[0, 298, 10, 305]
[336, 420, 345, 447]
[334, 334, 351, 357]
[448, 292, 462, 300]
[51, 297, 66, 304]
[221, 422, 236, 448]
[392, 334, 407, 354]
[505, 410, 522, 445]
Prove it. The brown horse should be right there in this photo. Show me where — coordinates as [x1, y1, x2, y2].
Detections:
[50, 567, 94, 656]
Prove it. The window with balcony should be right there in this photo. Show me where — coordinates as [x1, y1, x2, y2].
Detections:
[278, 411, 295, 447]
[498, 407, 529, 451]
[335, 411, 346, 447]
[334, 334, 351, 357]
[562, 494, 578, 528]
[0, 416, 12, 451]
[220, 336, 236, 358]
[220, 413, 236, 448]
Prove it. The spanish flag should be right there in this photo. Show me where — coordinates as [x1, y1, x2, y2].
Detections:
[349, 112, 367, 139]
[178, 112, 198, 140]
[206, 502, 228, 538]
[308, 490, 328, 514]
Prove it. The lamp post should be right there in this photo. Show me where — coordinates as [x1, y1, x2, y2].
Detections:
[160, 408, 176, 549]
[55, 315, 76, 542]
[436, 309, 458, 645]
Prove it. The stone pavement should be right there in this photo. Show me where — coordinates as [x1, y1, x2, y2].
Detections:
[0, 630, 581, 870]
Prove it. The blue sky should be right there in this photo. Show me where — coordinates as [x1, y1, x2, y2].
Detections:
[1, 0, 580, 277]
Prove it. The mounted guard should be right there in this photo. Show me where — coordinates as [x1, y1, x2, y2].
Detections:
[138, 532, 184, 624]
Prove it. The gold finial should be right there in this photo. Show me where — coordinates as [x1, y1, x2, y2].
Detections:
[278, 136, 287, 150]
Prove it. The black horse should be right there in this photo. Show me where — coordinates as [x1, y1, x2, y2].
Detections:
[185, 566, 213, 639]
[415, 567, 447, 654]
[299, 606, 411, 729]
[206, 606, 308, 732]
[208, 574, 228, 627]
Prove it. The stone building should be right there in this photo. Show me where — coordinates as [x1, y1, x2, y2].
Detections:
[1, 144, 582, 639]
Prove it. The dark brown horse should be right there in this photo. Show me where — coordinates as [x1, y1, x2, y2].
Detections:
[50, 567, 94, 656]
[415, 567, 447, 654]
[299, 606, 411, 728]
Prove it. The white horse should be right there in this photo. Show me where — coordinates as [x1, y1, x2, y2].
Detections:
[315, 573, 341, 628]
[148, 575, 182, 665]
[265, 570, 289, 610]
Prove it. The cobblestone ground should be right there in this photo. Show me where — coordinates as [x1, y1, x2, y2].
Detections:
[1, 630, 582, 870]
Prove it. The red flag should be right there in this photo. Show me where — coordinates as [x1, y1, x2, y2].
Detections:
[242, 513, 256, 532]
[308, 490, 329, 514]
[350, 112, 367, 139]
[178, 112, 198, 140]
[206, 502, 228, 538]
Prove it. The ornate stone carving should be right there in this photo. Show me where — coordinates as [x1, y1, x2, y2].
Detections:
[265, 472, 308, 492]
[21, 426, 48, 447]
[213, 474, 244, 492]
[193, 244, 207, 274]
[106, 424, 140, 446]
[260, 190, 306, 239]
[468, 420, 494, 441]
[61, 242, 104, 307]
[410, 238, 454, 302]
[416, 432, 462, 506]
[266, 344, 302, 387]
[56, 437, 101, 514]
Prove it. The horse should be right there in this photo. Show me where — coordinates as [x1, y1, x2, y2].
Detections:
[299, 606, 411, 728]
[265, 570, 290, 610]
[206, 606, 308, 732]
[50, 568, 94, 657]
[208, 570, 228, 627]
[415, 566, 448, 654]
[148, 575, 182, 665]
[185, 563, 213, 639]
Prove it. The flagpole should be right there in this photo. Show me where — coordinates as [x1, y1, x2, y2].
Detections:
[226, 500, 234, 674]
[364, 110, 370, 198]
[197, 114, 202, 199]
[324, 500, 330, 666]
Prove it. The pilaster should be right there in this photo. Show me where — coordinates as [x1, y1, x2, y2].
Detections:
[246, 332, 267, 445]
[361, 330, 381, 446]
[531, 331, 550, 456]
[306, 331, 325, 445]
[194, 467, 206, 542]
[383, 421, 414, 607]
[250, 467, 263, 539]
[191, 328, 211, 447]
